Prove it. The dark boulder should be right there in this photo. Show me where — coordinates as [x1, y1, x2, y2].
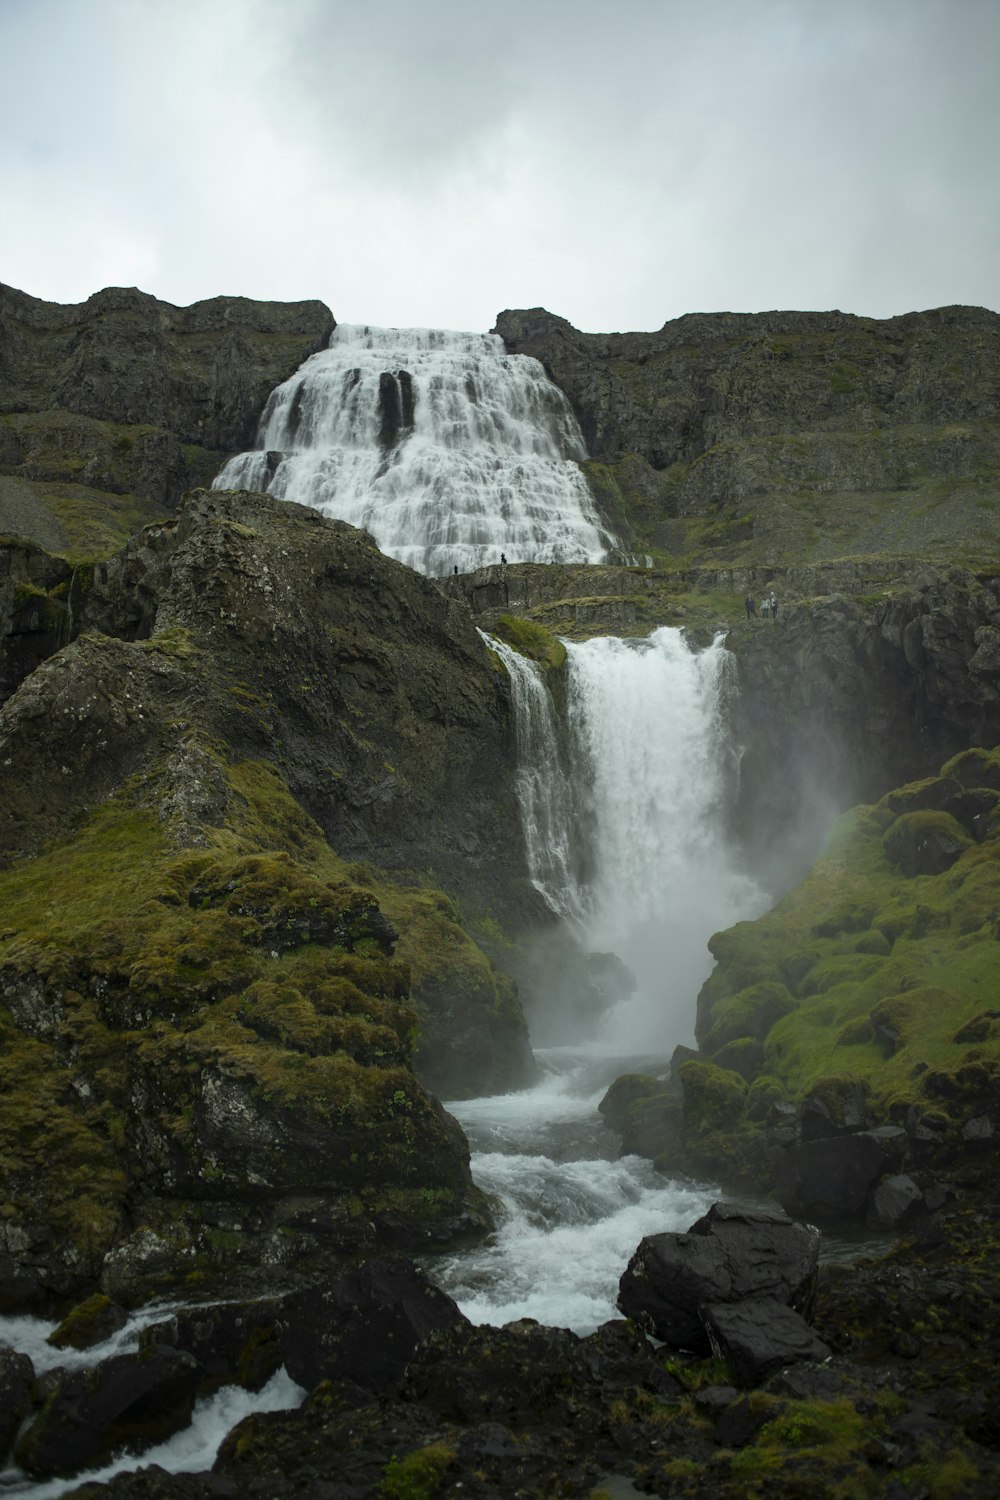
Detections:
[140, 1298, 283, 1393]
[47, 1292, 129, 1351]
[15, 1343, 200, 1479]
[779, 1127, 906, 1221]
[404, 1315, 682, 1425]
[274, 1256, 468, 1394]
[617, 1202, 820, 1351]
[0, 1344, 34, 1460]
[870, 1173, 926, 1228]
[702, 1297, 831, 1387]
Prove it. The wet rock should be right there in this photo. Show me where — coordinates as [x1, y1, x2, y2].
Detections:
[778, 1128, 903, 1222]
[0, 1344, 34, 1459]
[275, 1257, 468, 1394]
[617, 1202, 820, 1351]
[15, 1344, 200, 1479]
[140, 1298, 283, 1393]
[870, 1173, 925, 1227]
[48, 1292, 129, 1351]
[702, 1297, 831, 1387]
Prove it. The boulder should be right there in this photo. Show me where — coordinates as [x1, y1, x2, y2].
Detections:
[140, 1298, 283, 1393]
[47, 1292, 129, 1351]
[0, 1344, 34, 1460]
[702, 1297, 831, 1387]
[870, 1173, 925, 1228]
[617, 1202, 820, 1351]
[15, 1344, 200, 1479]
[779, 1128, 905, 1221]
[274, 1256, 468, 1394]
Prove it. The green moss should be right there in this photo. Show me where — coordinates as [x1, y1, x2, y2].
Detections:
[678, 1060, 748, 1134]
[0, 751, 496, 1284]
[379, 1442, 455, 1499]
[46, 1293, 119, 1350]
[492, 613, 567, 670]
[683, 750, 1000, 1186]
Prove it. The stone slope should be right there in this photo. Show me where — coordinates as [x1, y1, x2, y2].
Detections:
[495, 304, 1000, 569]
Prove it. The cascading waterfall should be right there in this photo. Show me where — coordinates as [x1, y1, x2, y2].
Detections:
[484, 633, 585, 925]
[426, 628, 768, 1330]
[215, 323, 620, 576]
[561, 627, 765, 1047]
[488, 625, 765, 1050]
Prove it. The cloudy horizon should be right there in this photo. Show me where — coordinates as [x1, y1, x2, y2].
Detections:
[2, 0, 998, 334]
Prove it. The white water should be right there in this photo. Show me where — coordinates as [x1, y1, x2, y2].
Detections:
[427, 1047, 717, 1333]
[215, 323, 619, 576]
[492, 626, 766, 1050]
[0, 1306, 304, 1498]
[485, 633, 584, 923]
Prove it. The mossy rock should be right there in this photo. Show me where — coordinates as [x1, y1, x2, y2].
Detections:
[710, 1036, 765, 1082]
[701, 981, 796, 1054]
[678, 1060, 748, 1135]
[47, 1292, 127, 1351]
[941, 746, 1000, 792]
[492, 614, 566, 670]
[882, 809, 972, 877]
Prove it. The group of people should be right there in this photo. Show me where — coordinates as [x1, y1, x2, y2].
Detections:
[744, 588, 779, 621]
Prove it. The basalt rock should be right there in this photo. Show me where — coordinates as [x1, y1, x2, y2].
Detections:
[274, 1257, 469, 1394]
[617, 1202, 821, 1352]
[0, 1345, 34, 1461]
[494, 304, 1000, 571]
[15, 1344, 201, 1479]
[0, 282, 334, 519]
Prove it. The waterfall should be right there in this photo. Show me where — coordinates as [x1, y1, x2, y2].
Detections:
[483, 633, 584, 926]
[497, 627, 765, 1050]
[215, 324, 620, 577]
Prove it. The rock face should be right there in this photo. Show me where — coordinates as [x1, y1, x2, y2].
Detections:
[495, 304, 1000, 569]
[727, 568, 1000, 886]
[0, 488, 543, 1308]
[15, 1345, 201, 1479]
[0, 282, 334, 551]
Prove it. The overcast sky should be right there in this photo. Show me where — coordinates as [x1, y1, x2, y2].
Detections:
[1, 0, 997, 333]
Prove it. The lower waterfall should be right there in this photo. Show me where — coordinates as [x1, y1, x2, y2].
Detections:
[427, 626, 767, 1330]
[490, 625, 765, 1049]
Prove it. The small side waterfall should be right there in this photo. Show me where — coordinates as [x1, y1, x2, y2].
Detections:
[495, 626, 765, 1050]
[484, 633, 584, 925]
[216, 324, 620, 577]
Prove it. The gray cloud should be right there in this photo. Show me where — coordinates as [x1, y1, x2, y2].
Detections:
[1, 0, 997, 331]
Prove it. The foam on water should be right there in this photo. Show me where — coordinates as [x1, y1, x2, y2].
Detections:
[426, 1049, 716, 1333]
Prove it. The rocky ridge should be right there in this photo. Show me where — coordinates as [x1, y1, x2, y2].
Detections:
[495, 303, 1000, 571]
[0, 281, 334, 556]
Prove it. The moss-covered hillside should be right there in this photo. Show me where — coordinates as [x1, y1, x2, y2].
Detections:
[0, 488, 547, 1309]
[0, 757, 493, 1311]
[607, 747, 1000, 1218]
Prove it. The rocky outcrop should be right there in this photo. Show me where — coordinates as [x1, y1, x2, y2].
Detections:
[0, 282, 334, 553]
[726, 567, 1000, 887]
[0, 489, 547, 1307]
[495, 305, 1000, 569]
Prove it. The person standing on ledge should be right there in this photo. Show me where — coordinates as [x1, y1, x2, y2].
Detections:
[769, 589, 779, 621]
[744, 591, 757, 619]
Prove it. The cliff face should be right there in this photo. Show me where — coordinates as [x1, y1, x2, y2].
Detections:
[0, 283, 334, 555]
[0, 489, 540, 1306]
[494, 305, 1000, 569]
